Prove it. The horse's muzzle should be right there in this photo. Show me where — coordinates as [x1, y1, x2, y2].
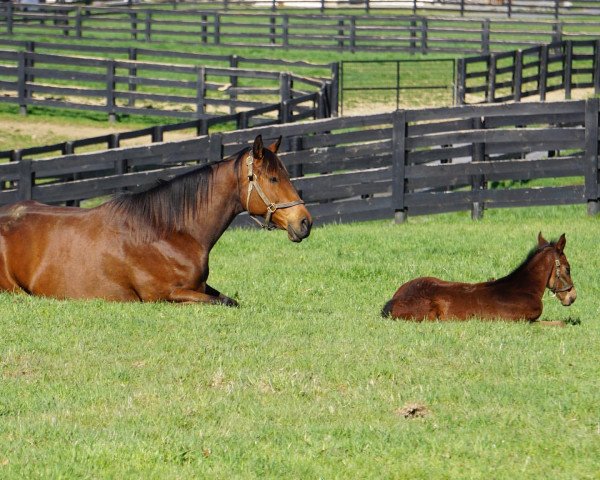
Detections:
[288, 216, 312, 242]
[560, 287, 577, 306]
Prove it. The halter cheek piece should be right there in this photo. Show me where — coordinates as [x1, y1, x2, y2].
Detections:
[550, 257, 574, 294]
[245, 153, 304, 230]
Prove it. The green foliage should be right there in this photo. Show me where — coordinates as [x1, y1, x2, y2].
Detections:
[1, 205, 599, 478]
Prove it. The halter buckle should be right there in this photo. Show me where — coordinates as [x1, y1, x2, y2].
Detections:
[267, 203, 277, 213]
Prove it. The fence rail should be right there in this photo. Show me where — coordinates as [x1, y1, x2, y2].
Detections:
[456, 39, 600, 104]
[2, 99, 598, 224]
[1, 4, 600, 55]
[0, 47, 333, 120]
[69, 0, 600, 19]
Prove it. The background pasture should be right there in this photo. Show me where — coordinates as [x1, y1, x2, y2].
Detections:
[1, 206, 599, 478]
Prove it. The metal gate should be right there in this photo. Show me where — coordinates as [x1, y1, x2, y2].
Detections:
[340, 58, 456, 115]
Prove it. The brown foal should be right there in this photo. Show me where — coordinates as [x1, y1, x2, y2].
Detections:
[0, 135, 311, 304]
[382, 233, 576, 323]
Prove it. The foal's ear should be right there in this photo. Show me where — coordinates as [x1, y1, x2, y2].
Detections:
[252, 135, 264, 160]
[267, 136, 282, 154]
[538, 231, 547, 246]
[556, 233, 566, 253]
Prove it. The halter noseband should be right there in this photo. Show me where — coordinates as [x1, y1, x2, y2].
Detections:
[244, 153, 304, 230]
[549, 256, 574, 294]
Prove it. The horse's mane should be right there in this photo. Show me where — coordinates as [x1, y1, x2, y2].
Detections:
[106, 144, 284, 242]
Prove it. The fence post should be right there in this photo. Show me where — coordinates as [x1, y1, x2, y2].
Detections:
[539, 45, 548, 101]
[282, 14, 289, 47]
[564, 40, 572, 100]
[75, 7, 83, 38]
[409, 18, 417, 55]
[420, 17, 428, 54]
[486, 54, 496, 103]
[280, 99, 291, 124]
[106, 59, 116, 122]
[456, 58, 466, 105]
[270, 13, 276, 45]
[552, 21, 562, 44]
[130, 11, 137, 41]
[196, 66, 206, 117]
[6, 2, 13, 35]
[128, 47, 137, 107]
[201, 14, 208, 44]
[595, 39, 600, 95]
[482, 19, 490, 55]
[585, 98, 599, 215]
[471, 116, 486, 220]
[17, 158, 33, 202]
[279, 72, 292, 105]
[63, 141, 80, 207]
[514, 50, 523, 101]
[152, 125, 163, 143]
[145, 11, 152, 42]
[350, 16, 356, 53]
[17, 51, 27, 116]
[337, 19, 345, 50]
[208, 132, 223, 163]
[330, 62, 339, 116]
[392, 110, 407, 224]
[25, 41, 35, 102]
[214, 13, 220, 44]
[229, 55, 238, 115]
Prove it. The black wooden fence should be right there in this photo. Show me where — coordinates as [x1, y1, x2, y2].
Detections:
[2, 99, 598, 225]
[44, 0, 600, 19]
[0, 48, 334, 120]
[456, 39, 600, 104]
[2, 4, 600, 55]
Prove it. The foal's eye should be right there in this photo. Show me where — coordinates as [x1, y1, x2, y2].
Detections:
[269, 176, 278, 183]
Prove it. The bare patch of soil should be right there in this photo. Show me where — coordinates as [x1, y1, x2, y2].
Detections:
[395, 403, 430, 419]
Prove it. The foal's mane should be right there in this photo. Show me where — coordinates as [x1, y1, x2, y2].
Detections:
[502, 240, 558, 280]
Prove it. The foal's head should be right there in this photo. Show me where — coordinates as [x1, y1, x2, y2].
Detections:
[240, 135, 312, 242]
[538, 232, 577, 306]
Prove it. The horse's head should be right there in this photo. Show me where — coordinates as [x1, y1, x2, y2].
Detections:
[240, 135, 312, 242]
[538, 232, 577, 306]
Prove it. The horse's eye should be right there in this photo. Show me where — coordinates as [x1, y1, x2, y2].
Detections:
[269, 176, 278, 183]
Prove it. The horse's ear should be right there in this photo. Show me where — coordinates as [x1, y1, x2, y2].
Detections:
[556, 233, 566, 253]
[267, 136, 282, 154]
[538, 232, 547, 247]
[252, 135, 264, 160]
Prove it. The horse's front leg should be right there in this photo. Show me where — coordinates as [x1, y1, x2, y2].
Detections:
[167, 287, 237, 307]
[205, 283, 239, 307]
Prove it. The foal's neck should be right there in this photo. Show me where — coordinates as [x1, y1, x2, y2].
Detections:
[503, 249, 554, 297]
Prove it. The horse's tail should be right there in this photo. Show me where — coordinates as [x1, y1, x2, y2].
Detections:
[381, 298, 394, 318]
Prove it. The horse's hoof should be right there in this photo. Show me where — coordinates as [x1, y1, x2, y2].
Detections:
[220, 296, 239, 308]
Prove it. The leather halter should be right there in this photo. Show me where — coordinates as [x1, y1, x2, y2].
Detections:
[549, 256, 574, 294]
[244, 153, 304, 230]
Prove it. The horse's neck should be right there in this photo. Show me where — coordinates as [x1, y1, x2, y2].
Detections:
[191, 160, 243, 249]
[503, 250, 553, 297]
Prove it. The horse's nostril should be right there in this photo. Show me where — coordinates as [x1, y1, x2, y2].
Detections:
[301, 217, 311, 233]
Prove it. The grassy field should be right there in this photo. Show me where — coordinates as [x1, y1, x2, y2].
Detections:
[1, 205, 599, 479]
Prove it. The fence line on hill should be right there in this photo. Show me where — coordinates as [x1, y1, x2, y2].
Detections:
[456, 39, 600, 104]
[2, 99, 598, 225]
[1, 4, 600, 55]
[0, 47, 335, 120]
[148, 0, 600, 19]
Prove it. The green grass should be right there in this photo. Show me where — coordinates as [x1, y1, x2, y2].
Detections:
[1, 205, 599, 478]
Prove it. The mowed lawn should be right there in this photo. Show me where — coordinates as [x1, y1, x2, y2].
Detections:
[1, 205, 599, 479]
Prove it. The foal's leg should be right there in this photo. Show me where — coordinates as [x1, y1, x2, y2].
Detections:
[167, 287, 237, 307]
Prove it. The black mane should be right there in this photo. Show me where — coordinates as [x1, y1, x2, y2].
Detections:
[501, 240, 558, 281]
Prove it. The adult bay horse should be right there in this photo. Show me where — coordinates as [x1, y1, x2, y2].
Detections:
[382, 233, 576, 323]
[0, 135, 311, 305]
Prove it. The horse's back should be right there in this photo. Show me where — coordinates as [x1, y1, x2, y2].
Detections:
[0, 201, 127, 299]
